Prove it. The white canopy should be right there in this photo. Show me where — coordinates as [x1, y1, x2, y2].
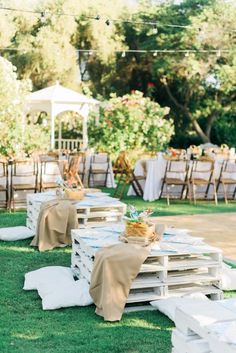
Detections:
[26, 82, 99, 149]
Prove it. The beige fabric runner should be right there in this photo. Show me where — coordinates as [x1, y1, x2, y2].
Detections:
[31, 199, 78, 252]
[89, 243, 149, 321]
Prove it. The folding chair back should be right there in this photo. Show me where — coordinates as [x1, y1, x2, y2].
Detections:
[0, 159, 9, 209]
[113, 151, 144, 199]
[64, 155, 84, 188]
[88, 153, 110, 187]
[189, 159, 217, 204]
[10, 158, 38, 210]
[39, 158, 65, 192]
[160, 159, 189, 205]
[217, 158, 236, 203]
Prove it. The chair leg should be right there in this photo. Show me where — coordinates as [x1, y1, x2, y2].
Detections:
[132, 179, 143, 197]
[113, 173, 125, 198]
[188, 182, 192, 203]
[180, 184, 186, 199]
[160, 180, 165, 199]
[192, 183, 196, 205]
[130, 180, 140, 197]
[166, 185, 170, 206]
[213, 182, 218, 205]
[233, 185, 236, 199]
[222, 182, 228, 204]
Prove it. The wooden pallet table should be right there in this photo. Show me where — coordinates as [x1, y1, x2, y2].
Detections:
[26, 192, 126, 233]
[71, 225, 223, 305]
[172, 301, 236, 353]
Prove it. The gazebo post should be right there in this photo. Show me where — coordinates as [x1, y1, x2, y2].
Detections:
[58, 118, 62, 150]
[82, 114, 88, 150]
[50, 105, 56, 150]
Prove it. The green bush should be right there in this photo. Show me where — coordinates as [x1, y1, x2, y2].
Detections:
[88, 91, 173, 156]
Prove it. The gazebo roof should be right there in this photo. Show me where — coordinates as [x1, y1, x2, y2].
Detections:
[27, 82, 99, 105]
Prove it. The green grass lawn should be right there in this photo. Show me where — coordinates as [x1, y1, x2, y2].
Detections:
[0, 194, 236, 353]
[103, 187, 236, 216]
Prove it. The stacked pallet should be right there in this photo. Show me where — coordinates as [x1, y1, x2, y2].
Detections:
[172, 301, 236, 353]
[26, 192, 127, 233]
[71, 226, 223, 305]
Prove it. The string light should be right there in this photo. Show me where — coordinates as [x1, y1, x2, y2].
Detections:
[152, 24, 158, 34]
[0, 47, 234, 55]
[1, 6, 235, 33]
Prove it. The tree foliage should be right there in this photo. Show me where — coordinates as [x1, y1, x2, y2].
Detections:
[0, 57, 49, 156]
[0, 0, 235, 148]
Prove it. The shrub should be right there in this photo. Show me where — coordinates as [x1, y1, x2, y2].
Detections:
[88, 91, 173, 156]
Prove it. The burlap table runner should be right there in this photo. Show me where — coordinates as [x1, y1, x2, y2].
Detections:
[89, 243, 149, 321]
[31, 199, 78, 252]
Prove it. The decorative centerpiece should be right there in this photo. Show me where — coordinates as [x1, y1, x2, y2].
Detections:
[189, 145, 202, 159]
[121, 205, 159, 246]
[55, 176, 84, 200]
[220, 144, 229, 155]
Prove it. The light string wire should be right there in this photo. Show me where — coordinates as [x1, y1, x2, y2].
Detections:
[1, 5, 236, 33]
[0, 48, 234, 55]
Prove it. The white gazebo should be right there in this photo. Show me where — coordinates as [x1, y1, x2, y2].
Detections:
[26, 82, 99, 150]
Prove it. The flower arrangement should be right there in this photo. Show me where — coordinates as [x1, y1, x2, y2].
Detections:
[55, 176, 84, 200]
[123, 205, 157, 242]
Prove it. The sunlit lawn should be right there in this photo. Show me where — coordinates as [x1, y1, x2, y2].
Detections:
[0, 193, 236, 353]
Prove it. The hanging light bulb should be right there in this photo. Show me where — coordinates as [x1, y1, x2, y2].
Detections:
[88, 51, 93, 56]
[121, 51, 126, 58]
[216, 50, 221, 58]
[40, 11, 47, 23]
[153, 51, 157, 57]
[185, 51, 190, 57]
[153, 24, 158, 35]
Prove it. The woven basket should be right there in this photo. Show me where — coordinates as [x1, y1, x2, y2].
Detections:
[64, 188, 85, 200]
[124, 221, 157, 241]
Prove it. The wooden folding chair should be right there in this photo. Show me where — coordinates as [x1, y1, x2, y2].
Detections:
[77, 153, 86, 184]
[0, 158, 9, 209]
[64, 155, 84, 188]
[10, 158, 38, 211]
[88, 153, 111, 187]
[160, 159, 189, 205]
[39, 158, 65, 192]
[113, 151, 145, 199]
[188, 159, 218, 205]
[216, 158, 236, 204]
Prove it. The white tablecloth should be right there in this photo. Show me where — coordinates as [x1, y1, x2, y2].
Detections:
[128, 153, 236, 201]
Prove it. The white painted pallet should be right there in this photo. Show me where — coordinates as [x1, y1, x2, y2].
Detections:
[26, 192, 126, 233]
[71, 226, 223, 305]
[172, 328, 210, 353]
[173, 301, 236, 353]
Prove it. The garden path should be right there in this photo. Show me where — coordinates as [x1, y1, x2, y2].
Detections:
[153, 212, 236, 261]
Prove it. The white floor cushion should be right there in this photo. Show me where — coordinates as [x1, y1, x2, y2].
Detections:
[41, 279, 93, 310]
[217, 298, 236, 314]
[23, 266, 74, 291]
[151, 292, 209, 322]
[0, 226, 34, 241]
[222, 266, 236, 290]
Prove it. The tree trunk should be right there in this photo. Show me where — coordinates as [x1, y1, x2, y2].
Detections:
[162, 79, 211, 143]
[205, 114, 218, 139]
[192, 119, 210, 143]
